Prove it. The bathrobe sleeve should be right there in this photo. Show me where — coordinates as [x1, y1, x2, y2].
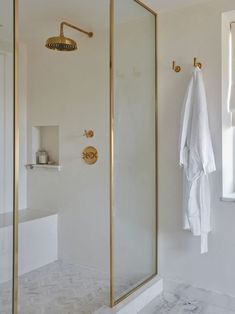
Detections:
[191, 69, 216, 175]
[179, 75, 193, 170]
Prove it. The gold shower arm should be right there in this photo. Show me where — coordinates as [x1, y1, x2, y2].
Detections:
[60, 21, 93, 38]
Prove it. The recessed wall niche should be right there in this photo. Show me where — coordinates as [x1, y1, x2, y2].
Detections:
[30, 125, 60, 169]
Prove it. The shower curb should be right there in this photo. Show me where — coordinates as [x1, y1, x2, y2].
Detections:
[94, 276, 163, 314]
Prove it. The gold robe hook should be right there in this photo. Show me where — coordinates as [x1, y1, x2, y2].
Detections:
[172, 61, 181, 73]
[194, 57, 202, 69]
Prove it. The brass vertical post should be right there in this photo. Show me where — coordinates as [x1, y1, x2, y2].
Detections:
[13, 0, 19, 313]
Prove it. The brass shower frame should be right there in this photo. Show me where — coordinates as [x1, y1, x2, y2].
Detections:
[13, 0, 19, 313]
[109, 0, 158, 308]
[12, 0, 157, 312]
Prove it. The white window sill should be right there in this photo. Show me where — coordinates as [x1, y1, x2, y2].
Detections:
[220, 194, 235, 202]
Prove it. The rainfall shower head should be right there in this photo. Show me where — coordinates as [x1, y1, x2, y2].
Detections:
[45, 35, 77, 51]
[45, 21, 93, 52]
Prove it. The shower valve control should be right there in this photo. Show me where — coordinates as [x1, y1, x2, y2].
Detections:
[83, 130, 94, 138]
[82, 146, 98, 165]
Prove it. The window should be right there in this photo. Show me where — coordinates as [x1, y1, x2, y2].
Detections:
[222, 11, 235, 200]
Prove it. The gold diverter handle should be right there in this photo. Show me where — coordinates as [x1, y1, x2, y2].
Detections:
[82, 146, 98, 165]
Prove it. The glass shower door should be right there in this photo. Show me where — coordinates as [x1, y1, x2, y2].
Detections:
[0, 0, 15, 313]
[111, 0, 157, 305]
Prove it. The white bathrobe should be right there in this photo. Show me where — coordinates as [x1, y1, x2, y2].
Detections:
[179, 67, 216, 254]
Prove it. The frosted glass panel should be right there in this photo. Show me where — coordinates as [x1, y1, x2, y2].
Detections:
[0, 0, 14, 312]
[112, 0, 157, 301]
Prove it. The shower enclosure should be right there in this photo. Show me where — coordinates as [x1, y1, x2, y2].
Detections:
[0, 0, 157, 312]
[110, 0, 157, 306]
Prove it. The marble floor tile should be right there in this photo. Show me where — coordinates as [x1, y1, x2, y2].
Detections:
[164, 279, 235, 312]
[139, 292, 206, 314]
[0, 260, 130, 314]
[2, 266, 235, 314]
[140, 280, 235, 314]
[204, 305, 235, 314]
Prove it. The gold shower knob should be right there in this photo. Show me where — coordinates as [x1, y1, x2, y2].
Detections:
[82, 146, 98, 165]
[83, 130, 94, 138]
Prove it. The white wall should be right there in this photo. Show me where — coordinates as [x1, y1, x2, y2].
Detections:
[26, 28, 110, 273]
[159, 0, 235, 296]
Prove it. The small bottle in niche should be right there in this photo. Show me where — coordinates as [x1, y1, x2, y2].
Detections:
[37, 150, 49, 164]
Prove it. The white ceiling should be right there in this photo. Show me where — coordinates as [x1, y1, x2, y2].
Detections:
[144, 0, 208, 12]
[0, 0, 209, 43]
